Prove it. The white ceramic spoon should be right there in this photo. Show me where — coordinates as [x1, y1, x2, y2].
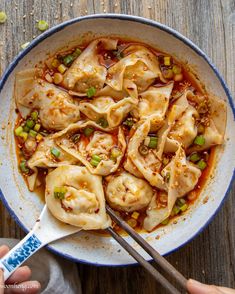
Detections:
[0, 205, 81, 281]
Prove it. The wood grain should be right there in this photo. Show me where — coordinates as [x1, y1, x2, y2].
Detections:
[0, 0, 234, 293]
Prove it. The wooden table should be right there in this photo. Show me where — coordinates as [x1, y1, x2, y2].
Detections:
[0, 1, 234, 293]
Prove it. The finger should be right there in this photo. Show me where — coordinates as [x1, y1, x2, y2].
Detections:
[187, 279, 224, 294]
[0, 269, 4, 294]
[6, 266, 31, 284]
[5, 281, 41, 294]
[0, 245, 9, 258]
[218, 286, 235, 294]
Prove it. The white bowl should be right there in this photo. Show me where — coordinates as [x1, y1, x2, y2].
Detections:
[0, 14, 234, 266]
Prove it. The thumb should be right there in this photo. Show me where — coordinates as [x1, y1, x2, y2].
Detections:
[187, 279, 223, 294]
[0, 269, 4, 294]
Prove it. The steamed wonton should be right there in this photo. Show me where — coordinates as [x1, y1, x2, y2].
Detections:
[27, 137, 79, 191]
[78, 96, 138, 128]
[53, 121, 126, 176]
[105, 172, 153, 212]
[46, 165, 111, 229]
[62, 38, 118, 94]
[124, 120, 166, 190]
[134, 82, 174, 130]
[15, 69, 80, 130]
[143, 147, 201, 231]
[106, 45, 163, 93]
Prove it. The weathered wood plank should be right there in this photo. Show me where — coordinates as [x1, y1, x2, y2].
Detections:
[0, 0, 234, 293]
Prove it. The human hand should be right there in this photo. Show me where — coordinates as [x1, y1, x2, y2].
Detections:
[187, 279, 235, 294]
[0, 245, 41, 293]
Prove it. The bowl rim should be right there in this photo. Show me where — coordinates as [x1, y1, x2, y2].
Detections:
[0, 13, 234, 267]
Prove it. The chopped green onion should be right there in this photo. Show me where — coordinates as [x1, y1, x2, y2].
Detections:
[36, 133, 43, 142]
[23, 125, 30, 133]
[189, 152, 201, 163]
[138, 144, 149, 156]
[172, 65, 182, 74]
[26, 119, 35, 129]
[165, 172, 170, 183]
[0, 11, 7, 24]
[51, 147, 60, 158]
[161, 218, 169, 225]
[34, 123, 41, 132]
[148, 136, 158, 149]
[58, 64, 67, 74]
[172, 205, 180, 216]
[194, 135, 205, 146]
[197, 159, 207, 170]
[37, 20, 49, 31]
[113, 50, 124, 60]
[97, 117, 108, 128]
[29, 130, 37, 137]
[162, 68, 174, 79]
[123, 118, 135, 128]
[83, 127, 94, 137]
[31, 111, 38, 121]
[51, 59, 60, 68]
[53, 72, 63, 84]
[15, 126, 23, 136]
[20, 132, 28, 141]
[176, 198, 186, 207]
[19, 160, 29, 174]
[72, 48, 82, 58]
[71, 133, 81, 143]
[87, 87, 96, 98]
[90, 154, 101, 167]
[63, 54, 74, 66]
[164, 56, 171, 66]
[54, 186, 67, 199]
[111, 147, 122, 160]
[91, 154, 101, 162]
[21, 42, 30, 50]
[180, 203, 188, 212]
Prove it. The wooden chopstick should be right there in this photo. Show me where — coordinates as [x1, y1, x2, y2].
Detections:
[106, 204, 188, 293]
[106, 227, 181, 294]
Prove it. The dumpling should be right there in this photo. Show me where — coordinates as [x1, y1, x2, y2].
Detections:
[134, 82, 174, 130]
[124, 120, 166, 190]
[105, 172, 153, 212]
[106, 45, 163, 92]
[78, 96, 138, 128]
[188, 95, 226, 152]
[62, 38, 118, 94]
[15, 69, 80, 130]
[53, 121, 126, 176]
[27, 136, 79, 191]
[143, 147, 201, 231]
[46, 165, 111, 229]
[168, 105, 199, 148]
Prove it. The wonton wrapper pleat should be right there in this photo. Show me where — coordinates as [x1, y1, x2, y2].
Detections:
[124, 119, 166, 190]
[106, 45, 163, 92]
[143, 147, 201, 231]
[15, 69, 80, 130]
[96, 79, 138, 100]
[105, 171, 153, 212]
[135, 83, 174, 130]
[62, 38, 118, 94]
[46, 165, 111, 229]
[78, 96, 138, 128]
[53, 121, 126, 176]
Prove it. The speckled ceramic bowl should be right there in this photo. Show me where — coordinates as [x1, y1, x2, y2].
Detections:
[0, 14, 234, 266]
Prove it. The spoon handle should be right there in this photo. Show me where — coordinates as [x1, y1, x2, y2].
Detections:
[0, 230, 43, 281]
